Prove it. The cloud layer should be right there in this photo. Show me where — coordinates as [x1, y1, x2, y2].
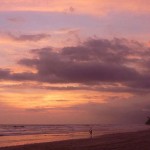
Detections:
[1, 38, 150, 93]
[0, 32, 51, 42]
[0, 0, 150, 16]
[16, 38, 149, 91]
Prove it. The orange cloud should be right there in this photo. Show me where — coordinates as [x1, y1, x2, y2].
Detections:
[0, 0, 150, 15]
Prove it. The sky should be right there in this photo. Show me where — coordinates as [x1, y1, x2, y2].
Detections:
[0, 0, 150, 124]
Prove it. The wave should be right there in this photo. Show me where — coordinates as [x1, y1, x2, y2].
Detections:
[0, 124, 148, 137]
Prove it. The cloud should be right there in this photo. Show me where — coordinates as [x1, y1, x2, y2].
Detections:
[18, 38, 149, 86]
[1, 38, 150, 94]
[0, 69, 10, 79]
[26, 105, 79, 112]
[10, 72, 36, 81]
[55, 28, 80, 35]
[0, 0, 150, 16]
[7, 33, 51, 42]
[0, 32, 51, 43]
[0, 68, 36, 81]
[7, 17, 25, 23]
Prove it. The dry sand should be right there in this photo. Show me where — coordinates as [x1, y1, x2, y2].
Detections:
[1, 129, 150, 150]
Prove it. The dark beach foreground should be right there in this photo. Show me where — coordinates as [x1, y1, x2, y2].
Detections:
[1, 129, 150, 150]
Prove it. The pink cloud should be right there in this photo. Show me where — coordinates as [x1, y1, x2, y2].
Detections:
[0, 0, 150, 16]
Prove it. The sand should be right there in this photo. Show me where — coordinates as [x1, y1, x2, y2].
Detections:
[1, 129, 150, 150]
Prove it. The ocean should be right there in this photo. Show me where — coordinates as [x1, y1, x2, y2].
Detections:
[0, 124, 149, 147]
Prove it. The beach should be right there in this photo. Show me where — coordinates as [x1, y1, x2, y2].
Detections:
[1, 129, 150, 150]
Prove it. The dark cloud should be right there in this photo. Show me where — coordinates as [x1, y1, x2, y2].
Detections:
[69, 6, 75, 13]
[0, 69, 10, 79]
[0, 68, 36, 81]
[8, 33, 51, 42]
[18, 38, 150, 88]
[1, 38, 150, 93]
[1, 82, 149, 95]
[64, 6, 75, 14]
[10, 72, 36, 81]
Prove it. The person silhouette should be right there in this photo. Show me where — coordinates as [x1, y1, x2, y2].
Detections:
[89, 128, 93, 139]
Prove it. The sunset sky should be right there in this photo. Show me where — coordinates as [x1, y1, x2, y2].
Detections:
[0, 0, 150, 124]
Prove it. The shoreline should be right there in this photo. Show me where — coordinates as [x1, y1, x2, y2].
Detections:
[1, 129, 150, 150]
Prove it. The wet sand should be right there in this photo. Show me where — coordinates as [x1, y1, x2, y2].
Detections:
[1, 129, 150, 150]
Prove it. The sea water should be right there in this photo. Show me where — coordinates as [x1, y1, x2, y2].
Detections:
[0, 124, 149, 147]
